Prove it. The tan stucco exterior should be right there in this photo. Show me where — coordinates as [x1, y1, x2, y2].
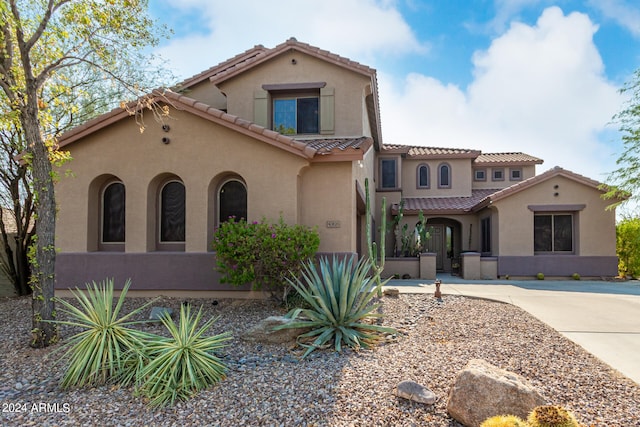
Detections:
[52, 39, 621, 292]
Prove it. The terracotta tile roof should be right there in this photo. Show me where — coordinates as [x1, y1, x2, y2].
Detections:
[209, 37, 377, 85]
[392, 189, 500, 214]
[302, 137, 370, 152]
[474, 152, 543, 165]
[174, 45, 268, 90]
[382, 145, 481, 159]
[53, 90, 370, 163]
[472, 166, 620, 211]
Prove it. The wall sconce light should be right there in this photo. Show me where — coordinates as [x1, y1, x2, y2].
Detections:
[553, 184, 559, 189]
[162, 124, 170, 132]
[162, 137, 170, 144]
[291, 58, 297, 65]
[554, 192, 559, 197]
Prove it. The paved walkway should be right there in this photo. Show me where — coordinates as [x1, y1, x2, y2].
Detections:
[383, 276, 640, 385]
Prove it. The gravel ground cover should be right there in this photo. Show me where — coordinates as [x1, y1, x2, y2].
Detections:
[0, 293, 639, 426]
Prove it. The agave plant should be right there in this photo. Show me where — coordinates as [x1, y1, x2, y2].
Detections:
[277, 255, 396, 358]
[52, 278, 157, 389]
[135, 303, 232, 407]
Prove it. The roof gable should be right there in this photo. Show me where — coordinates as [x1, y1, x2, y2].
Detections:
[53, 90, 371, 162]
[473, 166, 610, 210]
[209, 38, 377, 85]
[382, 144, 481, 159]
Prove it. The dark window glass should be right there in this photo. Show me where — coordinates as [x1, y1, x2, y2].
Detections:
[439, 164, 450, 187]
[418, 165, 429, 187]
[534, 214, 572, 252]
[219, 180, 247, 223]
[102, 182, 125, 243]
[553, 215, 573, 251]
[381, 159, 396, 189]
[297, 97, 319, 134]
[161, 181, 185, 242]
[481, 217, 491, 253]
[493, 169, 504, 180]
[534, 215, 552, 252]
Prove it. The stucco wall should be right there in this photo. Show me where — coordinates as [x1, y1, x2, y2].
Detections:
[493, 175, 616, 257]
[400, 158, 473, 198]
[55, 107, 311, 254]
[300, 162, 356, 253]
[181, 80, 228, 111]
[471, 164, 537, 190]
[217, 51, 371, 137]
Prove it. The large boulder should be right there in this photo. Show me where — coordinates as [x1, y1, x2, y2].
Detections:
[242, 316, 311, 344]
[447, 359, 547, 427]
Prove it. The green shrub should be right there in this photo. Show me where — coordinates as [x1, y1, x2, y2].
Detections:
[135, 304, 231, 407]
[212, 217, 320, 301]
[527, 405, 581, 427]
[617, 216, 640, 278]
[277, 255, 396, 358]
[537, 272, 545, 280]
[572, 272, 581, 280]
[51, 278, 156, 389]
[480, 414, 527, 427]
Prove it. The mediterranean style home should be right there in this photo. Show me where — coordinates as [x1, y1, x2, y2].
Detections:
[51, 38, 621, 293]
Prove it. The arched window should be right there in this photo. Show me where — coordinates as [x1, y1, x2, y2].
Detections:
[438, 163, 451, 188]
[102, 182, 125, 247]
[160, 181, 185, 243]
[417, 164, 429, 188]
[219, 179, 247, 223]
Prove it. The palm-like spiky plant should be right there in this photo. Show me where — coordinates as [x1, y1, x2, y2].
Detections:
[52, 278, 156, 389]
[277, 255, 396, 358]
[135, 304, 232, 407]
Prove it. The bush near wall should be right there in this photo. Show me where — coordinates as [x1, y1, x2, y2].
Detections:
[617, 217, 640, 278]
[212, 217, 320, 301]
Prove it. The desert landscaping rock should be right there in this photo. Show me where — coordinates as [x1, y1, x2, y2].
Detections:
[242, 315, 311, 344]
[148, 306, 173, 321]
[447, 359, 547, 427]
[0, 294, 639, 426]
[396, 380, 436, 404]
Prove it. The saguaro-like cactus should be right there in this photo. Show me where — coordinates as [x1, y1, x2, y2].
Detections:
[365, 178, 386, 288]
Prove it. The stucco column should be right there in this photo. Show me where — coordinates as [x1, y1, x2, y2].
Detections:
[461, 252, 481, 280]
[419, 253, 436, 280]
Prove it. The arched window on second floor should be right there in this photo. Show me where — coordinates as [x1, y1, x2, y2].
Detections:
[438, 163, 451, 188]
[417, 164, 430, 189]
[219, 179, 247, 224]
[101, 181, 125, 251]
[160, 180, 186, 244]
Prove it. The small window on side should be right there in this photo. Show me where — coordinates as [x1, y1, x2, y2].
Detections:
[510, 168, 522, 181]
[492, 168, 504, 181]
[474, 169, 486, 181]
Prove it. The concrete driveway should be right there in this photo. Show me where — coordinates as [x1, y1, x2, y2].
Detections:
[384, 276, 640, 385]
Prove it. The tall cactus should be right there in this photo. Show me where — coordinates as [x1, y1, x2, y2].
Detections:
[365, 178, 386, 290]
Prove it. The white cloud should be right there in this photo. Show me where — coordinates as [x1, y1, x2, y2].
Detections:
[154, 0, 426, 80]
[588, 0, 640, 37]
[380, 6, 622, 181]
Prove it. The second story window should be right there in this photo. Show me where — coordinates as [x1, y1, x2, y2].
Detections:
[417, 164, 430, 188]
[380, 158, 398, 189]
[438, 163, 451, 188]
[273, 96, 319, 134]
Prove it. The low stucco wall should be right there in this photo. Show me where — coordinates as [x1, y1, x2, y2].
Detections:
[55, 252, 241, 292]
[383, 258, 420, 279]
[497, 255, 619, 278]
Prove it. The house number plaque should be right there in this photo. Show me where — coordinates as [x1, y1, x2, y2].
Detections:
[326, 220, 341, 228]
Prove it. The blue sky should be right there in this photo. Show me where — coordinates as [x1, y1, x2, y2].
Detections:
[148, 0, 640, 194]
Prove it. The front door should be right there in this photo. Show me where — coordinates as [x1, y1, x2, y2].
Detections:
[426, 225, 445, 271]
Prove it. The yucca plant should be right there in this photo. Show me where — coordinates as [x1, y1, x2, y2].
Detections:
[135, 303, 232, 407]
[277, 255, 396, 358]
[51, 278, 157, 389]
